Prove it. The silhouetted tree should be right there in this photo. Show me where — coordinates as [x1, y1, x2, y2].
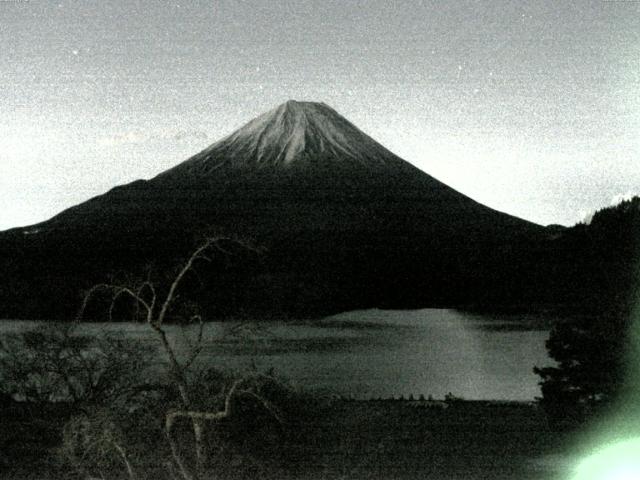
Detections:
[534, 313, 629, 425]
[78, 237, 289, 480]
[535, 197, 640, 426]
[0, 322, 151, 404]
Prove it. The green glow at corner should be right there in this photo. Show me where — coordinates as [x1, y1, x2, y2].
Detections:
[571, 438, 640, 480]
[569, 276, 640, 480]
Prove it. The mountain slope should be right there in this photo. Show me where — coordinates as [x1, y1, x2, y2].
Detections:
[35, 101, 536, 236]
[0, 101, 550, 320]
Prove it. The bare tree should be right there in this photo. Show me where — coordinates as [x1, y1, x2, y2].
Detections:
[78, 237, 285, 480]
[0, 322, 151, 404]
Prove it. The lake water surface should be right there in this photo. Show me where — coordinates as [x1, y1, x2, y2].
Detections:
[1, 309, 557, 401]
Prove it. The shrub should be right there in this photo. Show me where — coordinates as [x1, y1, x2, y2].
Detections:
[0, 322, 153, 404]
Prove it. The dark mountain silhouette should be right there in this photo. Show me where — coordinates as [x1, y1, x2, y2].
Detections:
[0, 101, 604, 320]
[23, 101, 538, 236]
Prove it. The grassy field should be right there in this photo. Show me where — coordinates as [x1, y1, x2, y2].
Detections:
[292, 400, 576, 480]
[0, 397, 579, 480]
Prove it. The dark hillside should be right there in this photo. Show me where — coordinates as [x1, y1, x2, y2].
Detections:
[2, 103, 633, 321]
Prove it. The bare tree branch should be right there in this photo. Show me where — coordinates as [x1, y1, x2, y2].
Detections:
[112, 441, 137, 480]
[156, 238, 224, 328]
[78, 283, 153, 323]
[183, 315, 204, 370]
[237, 390, 287, 425]
[75, 236, 269, 480]
[165, 379, 243, 430]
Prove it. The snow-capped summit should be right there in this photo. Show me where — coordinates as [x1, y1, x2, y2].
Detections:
[161, 100, 410, 178]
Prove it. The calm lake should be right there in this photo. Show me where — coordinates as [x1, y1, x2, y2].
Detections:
[1, 309, 557, 401]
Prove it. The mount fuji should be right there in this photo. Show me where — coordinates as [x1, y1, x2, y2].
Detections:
[0, 101, 551, 320]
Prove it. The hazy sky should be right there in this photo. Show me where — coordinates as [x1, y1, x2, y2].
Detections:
[1, 0, 639, 230]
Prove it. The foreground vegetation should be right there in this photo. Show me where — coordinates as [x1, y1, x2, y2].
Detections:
[0, 317, 580, 480]
[0, 321, 324, 480]
[4, 225, 632, 479]
[1, 395, 576, 480]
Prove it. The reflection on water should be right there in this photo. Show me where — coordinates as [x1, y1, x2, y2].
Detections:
[1, 309, 556, 401]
